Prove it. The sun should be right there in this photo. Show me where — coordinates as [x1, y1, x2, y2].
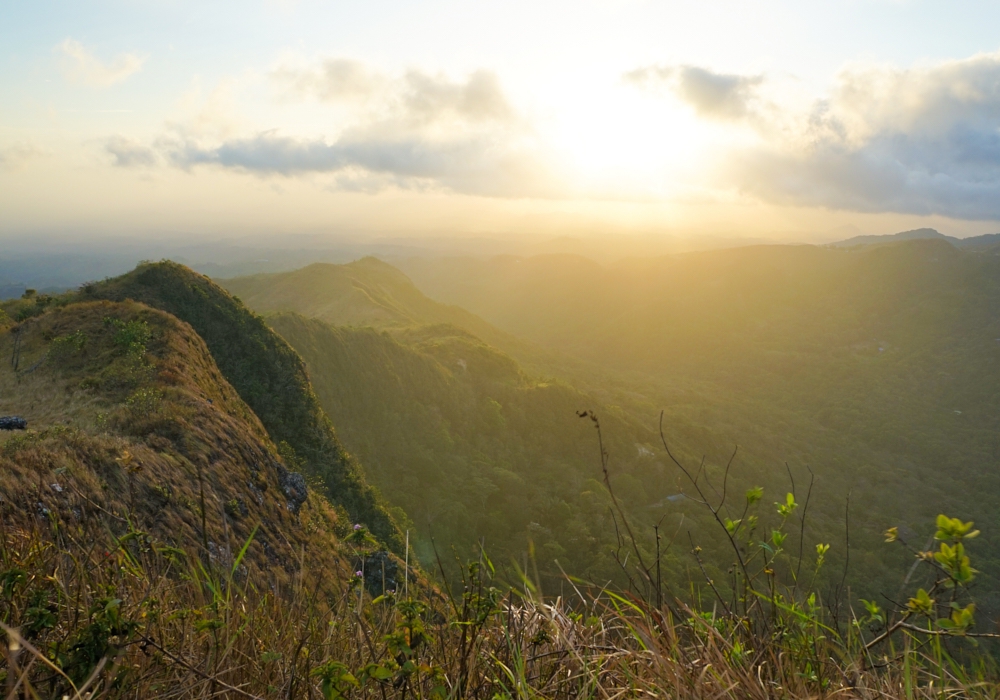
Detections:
[541, 82, 720, 198]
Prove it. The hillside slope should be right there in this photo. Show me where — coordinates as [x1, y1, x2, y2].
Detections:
[257, 314, 922, 604]
[392, 245, 1000, 607]
[0, 298, 347, 582]
[220, 257, 503, 338]
[214, 250, 1000, 610]
[264, 313, 687, 584]
[73, 261, 402, 551]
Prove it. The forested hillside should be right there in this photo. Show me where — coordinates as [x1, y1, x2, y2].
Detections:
[221, 247, 1000, 614]
[266, 313, 682, 586]
[397, 241, 1000, 548]
[221, 258, 511, 346]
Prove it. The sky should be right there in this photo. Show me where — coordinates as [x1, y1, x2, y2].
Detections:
[4, 0, 1000, 244]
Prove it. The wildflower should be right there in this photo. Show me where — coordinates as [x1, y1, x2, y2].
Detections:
[355, 570, 363, 577]
[353, 524, 362, 531]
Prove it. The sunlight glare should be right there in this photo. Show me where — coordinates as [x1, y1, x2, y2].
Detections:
[544, 84, 729, 198]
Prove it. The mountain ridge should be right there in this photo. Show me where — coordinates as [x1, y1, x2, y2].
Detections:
[0, 297, 351, 582]
[76, 260, 404, 551]
[830, 226, 1000, 249]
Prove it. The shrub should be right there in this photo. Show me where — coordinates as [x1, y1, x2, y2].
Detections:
[105, 317, 152, 359]
[124, 387, 164, 419]
[49, 330, 88, 359]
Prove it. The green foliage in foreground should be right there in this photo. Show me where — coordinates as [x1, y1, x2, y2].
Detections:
[2, 506, 998, 699]
[78, 261, 403, 552]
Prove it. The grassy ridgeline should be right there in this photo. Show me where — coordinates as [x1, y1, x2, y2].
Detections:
[78, 261, 404, 552]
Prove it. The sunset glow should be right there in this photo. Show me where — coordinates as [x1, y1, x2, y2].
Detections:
[4, 1, 1000, 241]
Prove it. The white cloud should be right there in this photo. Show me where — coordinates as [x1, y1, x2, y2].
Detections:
[152, 60, 549, 196]
[627, 52, 1000, 219]
[272, 58, 385, 103]
[0, 143, 43, 169]
[163, 129, 555, 197]
[625, 64, 763, 120]
[733, 52, 1000, 219]
[105, 135, 158, 167]
[271, 59, 515, 125]
[58, 39, 147, 88]
[399, 69, 514, 124]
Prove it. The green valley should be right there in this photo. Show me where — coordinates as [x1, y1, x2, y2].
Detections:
[218, 244, 1000, 618]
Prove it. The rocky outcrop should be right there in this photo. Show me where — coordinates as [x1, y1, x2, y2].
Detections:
[276, 463, 308, 514]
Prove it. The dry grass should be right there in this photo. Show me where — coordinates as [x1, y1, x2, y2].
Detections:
[0, 320, 109, 443]
[2, 514, 998, 699]
[0, 300, 350, 581]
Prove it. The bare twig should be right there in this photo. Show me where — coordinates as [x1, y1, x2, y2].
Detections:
[141, 637, 264, 700]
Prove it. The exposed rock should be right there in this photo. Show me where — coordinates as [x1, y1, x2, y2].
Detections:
[208, 541, 233, 569]
[248, 481, 265, 506]
[0, 416, 27, 431]
[276, 463, 308, 514]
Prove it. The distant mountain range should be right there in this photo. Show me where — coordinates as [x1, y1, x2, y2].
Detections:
[831, 227, 1000, 250]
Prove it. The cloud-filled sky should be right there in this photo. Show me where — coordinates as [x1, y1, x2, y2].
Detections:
[4, 0, 1000, 242]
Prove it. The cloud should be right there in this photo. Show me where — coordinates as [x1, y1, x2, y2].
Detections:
[272, 59, 383, 102]
[164, 130, 553, 197]
[400, 70, 513, 124]
[151, 61, 542, 196]
[272, 59, 514, 124]
[105, 136, 158, 167]
[732, 52, 1000, 219]
[0, 143, 42, 169]
[625, 64, 763, 120]
[58, 39, 146, 87]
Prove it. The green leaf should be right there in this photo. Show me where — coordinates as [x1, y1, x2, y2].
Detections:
[775, 492, 798, 518]
[906, 588, 935, 615]
[935, 515, 979, 542]
[231, 524, 258, 577]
